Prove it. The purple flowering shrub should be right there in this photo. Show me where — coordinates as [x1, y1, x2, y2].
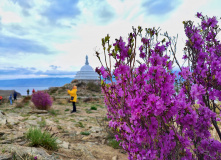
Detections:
[31, 91, 53, 110]
[96, 13, 221, 159]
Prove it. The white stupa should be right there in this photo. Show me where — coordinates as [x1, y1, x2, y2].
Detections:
[74, 55, 99, 80]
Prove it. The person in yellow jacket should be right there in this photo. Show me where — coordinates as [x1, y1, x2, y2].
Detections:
[67, 86, 77, 113]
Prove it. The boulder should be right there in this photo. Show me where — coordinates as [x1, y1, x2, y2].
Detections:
[1, 144, 59, 160]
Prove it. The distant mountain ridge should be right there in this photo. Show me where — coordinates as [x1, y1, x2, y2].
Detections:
[0, 78, 73, 87]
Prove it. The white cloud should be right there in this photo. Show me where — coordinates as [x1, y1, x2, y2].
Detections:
[0, 0, 220, 79]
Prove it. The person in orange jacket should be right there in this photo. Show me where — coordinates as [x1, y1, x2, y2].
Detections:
[67, 86, 77, 113]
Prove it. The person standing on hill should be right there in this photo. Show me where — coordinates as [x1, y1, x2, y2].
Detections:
[67, 86, 77, 113]
[32, 89, 35, 94]
[9, 94, 13, 105]
[13, 91, 17, 101]
[0, 96, 2, 104]
[27, 89, 30, 96]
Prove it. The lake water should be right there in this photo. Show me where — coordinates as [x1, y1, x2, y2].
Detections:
[0, 87, 49, 96]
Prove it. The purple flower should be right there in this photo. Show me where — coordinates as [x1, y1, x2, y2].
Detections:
[118, 109, 125, 117]
[196, 12, 202, 18]
[201, 20, 207, 30]
[179, 67, 191, 80]
[190, 84, 206, 99]
[208, 16, 218, 28]
[100, 66, 109, 78]
[140, 52, 146, 59]
[182, 55, 188, 60]
[166, 42, 170, 47]
[141, 38, 149, 45]
[138, 64, 147, 73]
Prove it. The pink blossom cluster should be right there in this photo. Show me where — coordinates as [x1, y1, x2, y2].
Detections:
[96, 13, 221, 159]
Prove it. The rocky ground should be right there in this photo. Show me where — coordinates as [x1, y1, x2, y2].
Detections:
[0, 81, 128, 160]
[0, 98, 128, 160]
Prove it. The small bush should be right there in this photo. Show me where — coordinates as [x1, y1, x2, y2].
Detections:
[80, 131, 90, 135]
[103, 116, 108, 121]
[86, 82, 101, 92]
[26, 127, 58, 150]
[31, 91, 53, 110]
[15, 102, 24, 108]
[22, 96, 31, 103]
[83, 97, 93, 102]
[90, 106, 97, 110]
[108, 139, 121, 149]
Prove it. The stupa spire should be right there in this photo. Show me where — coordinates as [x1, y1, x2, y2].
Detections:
[85, 55, 89, 65]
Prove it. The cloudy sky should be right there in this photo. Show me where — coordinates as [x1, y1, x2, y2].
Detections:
[0, 0, 220, 80]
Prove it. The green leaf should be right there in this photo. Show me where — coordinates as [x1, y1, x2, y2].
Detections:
[128, 48, 132, 55]
[105, 34, 110, 42]
[162, 38, 166, 43]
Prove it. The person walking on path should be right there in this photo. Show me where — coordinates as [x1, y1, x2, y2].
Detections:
[13, 91, 17, 101]
[32, 89, 35, 94]
[9, 94, 13, 105]
[27, 89, 30, 96]
[67, 86, 77, 113]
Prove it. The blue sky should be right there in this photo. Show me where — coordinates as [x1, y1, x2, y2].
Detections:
[0, 0, 220, 79]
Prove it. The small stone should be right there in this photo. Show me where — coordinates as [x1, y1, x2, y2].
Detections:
[82, 136, 90, 140]
[60, 141, 69, 149]
[56, 139, 62, 144]
[101, 139, 105, 145]
[112, 155, 118, 160]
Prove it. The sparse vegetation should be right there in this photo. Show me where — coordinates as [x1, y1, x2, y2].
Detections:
[48, 109, 59, 116]
[76, 81, 86, 88]
[15, 102, 25, 108]
[54, 119, 59, 123]
[56, 99, 67, 105]
[57, 125, 62, 130]
[26, 127, 58, 150]
[90, 106, 97, 110]
[85, 109, 92, 114]
[80, 131, 90, 135]
[75, 122, 84, 128]
[38, 117, 46, 128]
[21, 96, 31, 103]
[86, 82, 101, 92]
[108, 138, 121, 149]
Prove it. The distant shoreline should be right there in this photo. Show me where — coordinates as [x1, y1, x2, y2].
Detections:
[0, 87, 49, 96]
[0, 77, 73, 87]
